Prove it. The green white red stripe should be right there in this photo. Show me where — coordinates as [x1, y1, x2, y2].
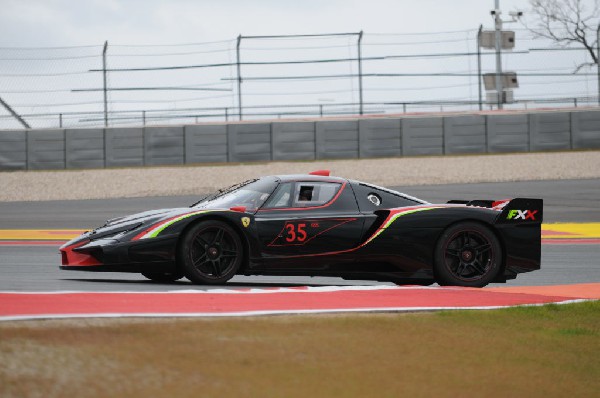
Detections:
[133, 210, 211, 240]
[361, 206, 443, 247]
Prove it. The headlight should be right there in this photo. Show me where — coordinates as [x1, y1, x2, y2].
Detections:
[89, 222, 143, 240]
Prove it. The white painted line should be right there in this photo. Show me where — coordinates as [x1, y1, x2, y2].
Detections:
[0, 285, 441, 295]
[0, 299, 590, 322]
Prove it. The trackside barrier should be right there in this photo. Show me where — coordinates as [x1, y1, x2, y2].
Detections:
[185, 125, 228, 163]
[272, 122, 316, 161]
[228, 123, 271, 162]
[105, 127, 144, 167]
[66, 128, 104, 169]
[1, 110, 599, 170]
[530, 112, 571, 152]
[316, 120, 359, 159]
[359, 118, 402, 158]
[401, 117, 443, 156]
[486, 114, 529, 153]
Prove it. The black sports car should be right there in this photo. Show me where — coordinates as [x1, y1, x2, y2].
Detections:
[60, 170, 543, 287]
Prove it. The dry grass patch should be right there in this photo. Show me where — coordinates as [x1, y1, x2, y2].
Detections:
[1, 302, 599, 398]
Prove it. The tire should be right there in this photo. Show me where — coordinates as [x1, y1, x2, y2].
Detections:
[142, 271, 185, 283]
[433, 222, 502, 288]
[178, 220, 243, 285]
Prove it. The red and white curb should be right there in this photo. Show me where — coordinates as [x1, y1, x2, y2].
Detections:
[1, 285, 596, 321]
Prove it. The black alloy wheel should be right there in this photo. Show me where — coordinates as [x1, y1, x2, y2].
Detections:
[141, 271, 185, 283]
[434, 222, 502, 288]
[179, 220, 243, 284]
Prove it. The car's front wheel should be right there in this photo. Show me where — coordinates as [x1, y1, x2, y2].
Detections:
[179, 220, 243, 285]
[434, 222, 502, 288]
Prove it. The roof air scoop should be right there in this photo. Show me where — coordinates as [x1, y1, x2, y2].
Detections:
[309, 170, 330, 176]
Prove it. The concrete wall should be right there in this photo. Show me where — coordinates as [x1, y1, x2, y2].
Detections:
[316, 120, 359, 159]
[530, 112, 571, 151]
[486, 114, 530, 153]
[144, 126, 184, 166]
[185, 124, 228, 163]
[272, 122, 316, 161]
[401, 117, 443, 156]
[0, 130, 26, 170]
[443, 115, 486, 154]
[359, 119, 401, 158]
[228, 123, 271, 162]
[1, 109, 599, 170]
[105, 127, 144, 167]
[66, 128, 105, 169]
[27, 129, 65, 170]
[571, 111, 600, 149]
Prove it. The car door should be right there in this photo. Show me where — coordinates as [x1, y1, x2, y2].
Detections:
[254, 180, 364, 260]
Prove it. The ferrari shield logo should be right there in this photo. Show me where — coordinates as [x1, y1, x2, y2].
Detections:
[241, 217, 251, 228]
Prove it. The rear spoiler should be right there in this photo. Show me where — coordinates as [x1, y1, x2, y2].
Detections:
[496, 198, 543, 224]
[448, 198, 543, 224]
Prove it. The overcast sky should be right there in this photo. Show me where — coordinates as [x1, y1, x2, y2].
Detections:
[1, 0, 529, 47]
[0, 0, 597, 129]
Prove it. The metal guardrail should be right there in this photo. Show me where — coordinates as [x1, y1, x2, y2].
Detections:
[1, 97, 598, 129]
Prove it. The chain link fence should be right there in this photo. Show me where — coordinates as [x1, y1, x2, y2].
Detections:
[1, 29, 598, 129]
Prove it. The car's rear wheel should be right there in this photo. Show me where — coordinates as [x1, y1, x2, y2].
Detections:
[141, 271, 185, 283]
[179, 220, 243, 285]
[434, 222, 502, 288]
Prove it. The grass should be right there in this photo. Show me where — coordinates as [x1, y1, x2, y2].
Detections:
[1, 301, 599, 398]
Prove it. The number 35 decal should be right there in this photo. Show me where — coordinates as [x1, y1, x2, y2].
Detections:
[285, 223, 307, 243]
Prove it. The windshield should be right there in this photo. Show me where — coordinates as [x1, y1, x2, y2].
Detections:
[192, 177, 279, 213]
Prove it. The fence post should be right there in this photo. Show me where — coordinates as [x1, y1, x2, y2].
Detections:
[597, 24, 599, 105]
[357, 31, 364, 116]
[142, 110, 146, 126]
[225, 108, 229, 121]
[59, 113, 63, 128]
[102, 41, 109, 127]
[477, 24, 483, 111]
[236, 35, 243, 121]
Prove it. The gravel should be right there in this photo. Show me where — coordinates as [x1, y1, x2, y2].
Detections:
[1, 151, 599, 202]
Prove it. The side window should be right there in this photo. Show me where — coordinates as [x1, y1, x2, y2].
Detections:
[353, 183, 422, 211]
[263, 182, 293, 208]
[292, 182, 341, 207]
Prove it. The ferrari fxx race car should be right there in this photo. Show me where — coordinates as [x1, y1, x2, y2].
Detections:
[60, 171, 542, 287]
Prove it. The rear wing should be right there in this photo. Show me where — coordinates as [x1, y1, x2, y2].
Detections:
[495, 198, 543, 224]
[447, 197, 543, 224]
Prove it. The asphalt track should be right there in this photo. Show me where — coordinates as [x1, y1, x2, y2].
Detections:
[1, 178, 599, 229]
[0, 179, 598, 294]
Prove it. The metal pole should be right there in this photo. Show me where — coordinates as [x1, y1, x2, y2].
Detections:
[236, 35, 243, 121]
[142, 110, 146, 126]
[225, 108, 229, 121]
[597, 24, 599, 105]
[477, 24, 483, 111]
[357, 30, 364, 115]
[0, 96, 30, 129]
[102, 41, 109, 127]
[59, 113, 63, 128]
[493, 0, 504, 109]
[403, 103, 406, 113]
[319, 104, 323, 117]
